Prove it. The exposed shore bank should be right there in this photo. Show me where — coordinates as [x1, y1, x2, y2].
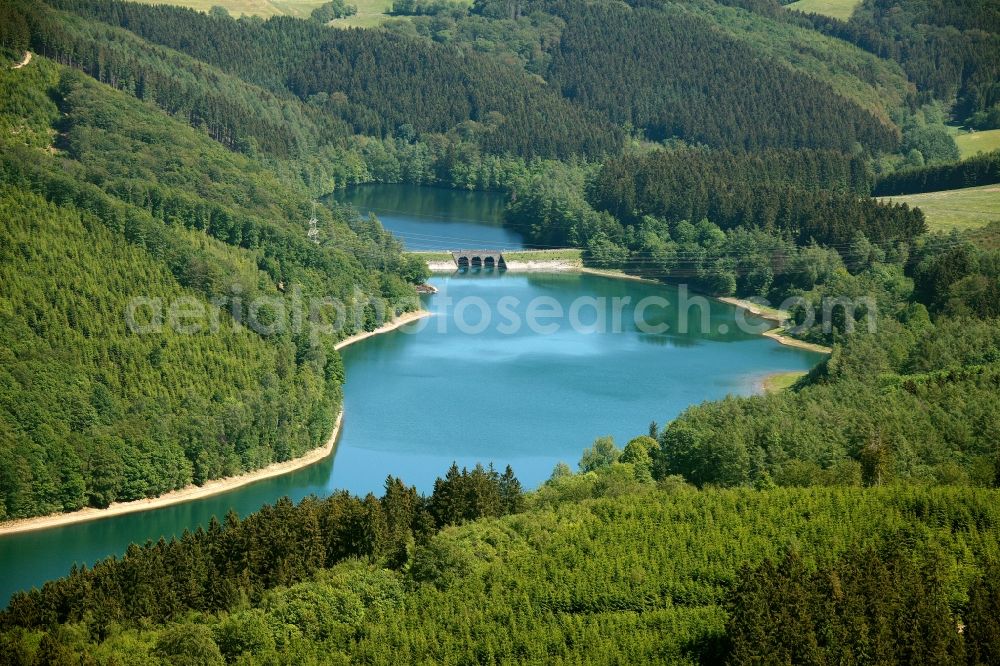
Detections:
[0, 310, 433, 536]
[579, 267, 660, 284]
[333, 309, 433, 351]
[756, 370, 809, 394]
[761, 329, 832, 354]
[717, 297, 832, 354]
[11, 51, 31, 70]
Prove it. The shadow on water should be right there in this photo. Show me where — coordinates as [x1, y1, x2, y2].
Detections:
[330, 184, 524, 251]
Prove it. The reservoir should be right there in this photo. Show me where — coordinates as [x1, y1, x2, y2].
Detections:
[333, 183, 523, 250]
[0, 190, 824, 605]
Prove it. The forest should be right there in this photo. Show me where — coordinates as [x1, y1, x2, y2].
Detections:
[385, 0, 910, 152]
[28, 0, 911, 156]
[2, 462, 1000, 663]
[0, 54, 425, 520]
[31, 0, 621, 159]
[545, 0, 898, 153]
[793, 0, 1000, 129]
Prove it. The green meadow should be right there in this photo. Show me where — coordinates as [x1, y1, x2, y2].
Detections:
[890, 184, 1000, 232]
[953, 128, 1000, 159]
[786, 0, 861, 21]
[140, 0, 325, 17]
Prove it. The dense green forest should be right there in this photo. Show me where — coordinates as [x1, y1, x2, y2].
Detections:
[0, 187, 339, 518]
[794, 0, 1000, 129]
[32, 0, 621, 158]
[3, 461, 1000, 663]
[386, 0, 910, 151]
[0, 54, 424, 520]
[588, 148, 919, 245]
[545, 0, 898, 152]
[29, 0, 912, 155]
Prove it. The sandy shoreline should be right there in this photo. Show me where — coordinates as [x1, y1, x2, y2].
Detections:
[761, 329, 832, 354]
[717, 296, 832, 354]
[0, 309, 433, 537]
[579, 267, 660, 284]
[716, 296, 786, 324]
[334, 309, 433, 350]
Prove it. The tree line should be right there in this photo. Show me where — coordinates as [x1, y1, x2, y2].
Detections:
[874, 149, 1000, 196]
[4, 480, 999, 663]
[1, 464, 522, 632]
[590, 148, 923, 247]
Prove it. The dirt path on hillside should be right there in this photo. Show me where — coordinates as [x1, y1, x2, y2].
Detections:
[12, 52, 31, 70]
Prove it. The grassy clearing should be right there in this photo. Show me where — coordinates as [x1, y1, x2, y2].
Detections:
[138, 0, 392, 22]
[786, 0, 861, 21]
[763, 371, 807, 393]
[139, 0, 326, 18]
[505, 248, 582, 262]
[888, 184, 1000, 232]
[329, 0, 472, 28]
[408, 251, 453, 262]
[327, 0, 395, 27]
[142, 0, 406, 27]
[952, 128, 1000, 159]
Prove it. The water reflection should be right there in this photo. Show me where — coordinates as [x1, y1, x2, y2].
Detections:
[332, 184, 524, 250]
